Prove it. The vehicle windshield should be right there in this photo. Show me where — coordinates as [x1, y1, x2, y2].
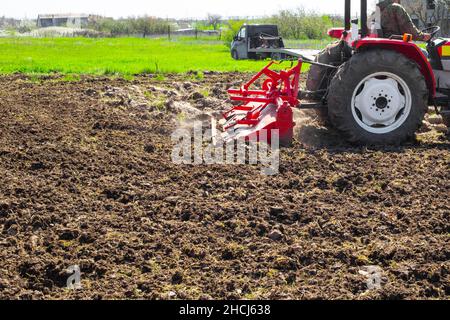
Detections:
[238, 27, 246, 39]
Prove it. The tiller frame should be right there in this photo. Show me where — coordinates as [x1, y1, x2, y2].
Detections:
[221, 59, 303, 147]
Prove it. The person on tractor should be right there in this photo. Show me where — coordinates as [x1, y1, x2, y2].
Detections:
[378, 0, 431, 42]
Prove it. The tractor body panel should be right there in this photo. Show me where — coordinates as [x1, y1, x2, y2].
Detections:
[435, 41, 450, 71]
[428, 38, 450, 93]
[356, 38, 437, 97]
[328, 28, 345, 39]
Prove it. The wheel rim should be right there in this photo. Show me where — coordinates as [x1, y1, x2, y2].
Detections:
[351, 72, 412, 134]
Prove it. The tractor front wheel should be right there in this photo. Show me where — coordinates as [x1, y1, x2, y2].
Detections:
[327, 50, 429, 145]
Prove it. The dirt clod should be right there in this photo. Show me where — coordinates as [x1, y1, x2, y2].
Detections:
[268, 229, 284, 241]
[171, 271, 183, 285]
[190, 92, 204, 100]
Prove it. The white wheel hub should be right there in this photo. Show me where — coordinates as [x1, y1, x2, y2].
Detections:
[351, 72, 412, 134]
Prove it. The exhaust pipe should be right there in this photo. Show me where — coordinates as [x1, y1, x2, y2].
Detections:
[345, 0, 351, 31]
[361, 0, 368, 38]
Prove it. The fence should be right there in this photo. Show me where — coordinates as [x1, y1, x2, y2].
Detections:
[145, 28, 222, 40]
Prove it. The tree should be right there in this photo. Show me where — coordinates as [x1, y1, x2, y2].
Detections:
[134, 16, 169, 38]
[266, 7, 336, 40]
[222, 19, 246, 47]
[87, 15, 168, 37]
[403, 0, 449, 34]
[207, 14, 222, 30]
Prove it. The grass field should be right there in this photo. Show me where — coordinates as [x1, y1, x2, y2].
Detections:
[0, 37, 318, 76]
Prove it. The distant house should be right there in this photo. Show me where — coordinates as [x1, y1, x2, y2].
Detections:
[37, 14, 89, 28]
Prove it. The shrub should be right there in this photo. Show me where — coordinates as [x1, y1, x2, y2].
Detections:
[266, 8, 338, 40]
[222, 20, 246, 47]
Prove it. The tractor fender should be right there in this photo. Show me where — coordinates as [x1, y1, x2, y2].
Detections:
[355, 39, 436, 98]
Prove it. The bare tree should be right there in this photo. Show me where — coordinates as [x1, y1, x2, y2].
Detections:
[403, 0, 449, 34]
[207, 14, 222, 30]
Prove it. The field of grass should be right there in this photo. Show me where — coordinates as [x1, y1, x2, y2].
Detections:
[0, 37, 317, 76]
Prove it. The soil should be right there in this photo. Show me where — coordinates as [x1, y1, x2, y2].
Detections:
[0, 72, 448, 300]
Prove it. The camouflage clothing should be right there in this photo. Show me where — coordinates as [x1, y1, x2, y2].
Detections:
[378, 0, 425, 41]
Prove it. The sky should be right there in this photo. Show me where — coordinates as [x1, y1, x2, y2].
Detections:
[1, 0, 365, 20]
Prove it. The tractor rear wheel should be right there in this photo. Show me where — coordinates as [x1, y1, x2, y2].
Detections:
[305, 42, 343, 126]
[327, 50, 429, 145]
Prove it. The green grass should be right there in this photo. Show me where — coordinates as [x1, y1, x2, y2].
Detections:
[284, 38, 332, 50]
[0, 37, 313, 76]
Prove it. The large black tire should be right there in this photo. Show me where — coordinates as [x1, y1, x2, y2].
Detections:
[271, 52, 286, 61]
[327, 49, 429, 145]
[305, 42, 344, 126]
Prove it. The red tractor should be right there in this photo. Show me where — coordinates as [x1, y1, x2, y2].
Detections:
[221, 0, 450, 146]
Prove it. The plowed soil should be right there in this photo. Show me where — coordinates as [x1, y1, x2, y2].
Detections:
[0, 73, 448, 300]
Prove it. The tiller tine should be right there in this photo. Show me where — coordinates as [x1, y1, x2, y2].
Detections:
[219, 59, 302, 147]
[221, 99, 294, 147]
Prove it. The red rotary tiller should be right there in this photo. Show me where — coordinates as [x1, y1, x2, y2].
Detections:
[221, 59, 303, 147]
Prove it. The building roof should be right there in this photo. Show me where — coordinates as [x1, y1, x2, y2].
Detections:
[38, 13, 89, 20]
